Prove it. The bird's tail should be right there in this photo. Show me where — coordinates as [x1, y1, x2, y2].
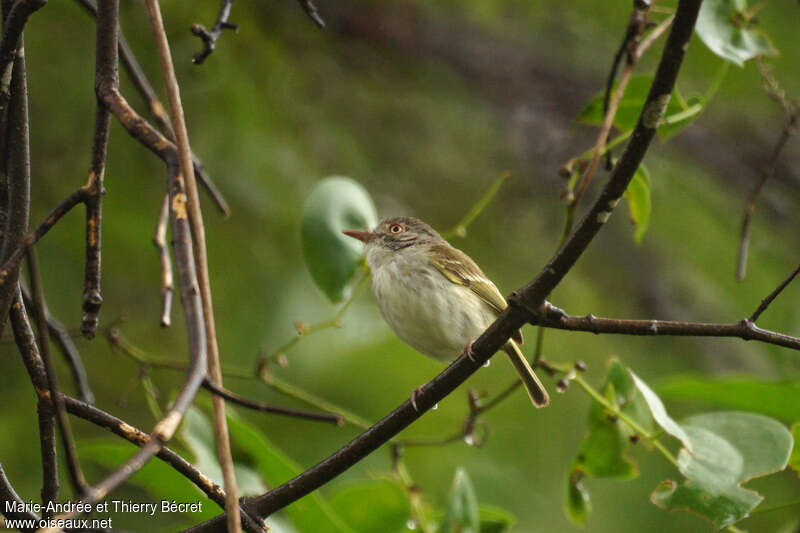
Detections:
[503, 340, 550, 408]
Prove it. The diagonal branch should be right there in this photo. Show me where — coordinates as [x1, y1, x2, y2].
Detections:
[181, 2, 704, 530]
[190, 0, 238, 65]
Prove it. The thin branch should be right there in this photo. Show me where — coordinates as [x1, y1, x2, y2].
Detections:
[26, 244, 89, 496]
[182, 3, 704, 529]
[190, 0, 238, 65]
[529, 303, 800, 351]
[80, 0, 117, 340]
[0, 0, 46, 124]
[20, 283, 95, 404]
[145, 2, 240, 531]
[202, 379, 344, 425]
[154, 193, 174, 327]
[8, 287, 59, 516]
[0, 463, 39, 522]
[295, 0, 325, 28]
[74, 0, 231, 216]
[748, 262, 800, 323]
[736, 109, 798, 280]
[61, 395, 266, 533]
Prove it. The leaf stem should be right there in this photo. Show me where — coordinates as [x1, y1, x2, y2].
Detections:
[442, 172, 510, 240]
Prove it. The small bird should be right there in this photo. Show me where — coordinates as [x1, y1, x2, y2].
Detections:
[343, 216, 549, 409]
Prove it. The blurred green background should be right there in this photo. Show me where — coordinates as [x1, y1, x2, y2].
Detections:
[1, 0, 799, 531]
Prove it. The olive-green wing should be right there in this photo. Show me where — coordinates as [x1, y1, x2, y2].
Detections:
[430, 243, 523, 343]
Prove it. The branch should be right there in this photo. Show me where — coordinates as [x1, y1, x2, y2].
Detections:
[26, 244, 89, 496]
[0, 0, 46, 123]
[145, 1, 240, 531]
[190, 0, 238, 65]
[0, 463, 39, 522]
[8, 286, 58, 516]
[182, 2, 704, 529]
[202, 379, 343, 425]
[530, 303, 800, 350]
[154, 193, 174, 327]
[748, 262, 800, 323]
[20, 283, 95, 403]
[61, 395, 266, 533]
[295, 0, 325, 28]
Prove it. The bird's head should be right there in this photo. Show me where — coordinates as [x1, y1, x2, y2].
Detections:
[343, 217, 442, 265]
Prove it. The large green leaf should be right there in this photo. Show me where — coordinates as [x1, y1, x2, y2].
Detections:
[651, 412, 793, 528]
[222, 409, 354, 533]
[696, 0, 777, 66]
[301, 176, 377, 302]
[180, 408, 266, 497]
[630, 371, 691, 448]
[329, 481, 409, 532]
[789, 422, 800, 476]
[440, 468, 480, 533]
[625, 166, 651, 244]
[657, 375, 800, 422]
[80, 441, 218, 523]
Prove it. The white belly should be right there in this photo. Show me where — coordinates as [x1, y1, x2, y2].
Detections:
[372, 258, 497, 362]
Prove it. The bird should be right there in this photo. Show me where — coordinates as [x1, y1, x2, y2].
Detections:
[343, 216, 549, 409]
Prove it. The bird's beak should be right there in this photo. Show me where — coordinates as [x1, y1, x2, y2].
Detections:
[342, 229, 374, 243]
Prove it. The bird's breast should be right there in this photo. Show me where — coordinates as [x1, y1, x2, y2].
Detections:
[372, 258, 496, 362]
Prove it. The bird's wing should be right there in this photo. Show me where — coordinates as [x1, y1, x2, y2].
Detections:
[430, 243, 523, 343]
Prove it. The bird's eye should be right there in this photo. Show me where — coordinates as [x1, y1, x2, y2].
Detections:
[389, 224, 403, 234]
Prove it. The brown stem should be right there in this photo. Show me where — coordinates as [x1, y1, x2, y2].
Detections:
[154, 193, 174, 327]
[145, 1, 240, 530]
[748, 262, 800, 323]
[190, 0, 238, 65]
[26, 244, 89, 496]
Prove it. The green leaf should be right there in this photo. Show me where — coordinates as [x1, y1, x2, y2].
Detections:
[657, 375, 800, 422]
[80, 441, 218, 523]
[789, 422, 800, 476]
[696, 0, 778, 66]
[652, 412, 793, 529]
[630, 370, 691, 449]
[329, 481, 409, 532]
[301, 176, 377, 302]
[572, 359, 653, 480]
[478, 505, 516, 533]
[625, 166, 651, 243]
[441, 468, 480, 533]
[180, 408, 266, 497]
[222, 408, 354, 533]
[565, 473, 591, 527]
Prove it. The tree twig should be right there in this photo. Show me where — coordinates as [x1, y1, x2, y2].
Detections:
[191, 0, 238, 65]
[26, 244, 89, 496]
[202, 379, 344, 425]
[181, 3, 704, 529]
[295, 0, 325, 28]
[9, 286, 59, 516]
[144, 2, 240, 530]
[0, 463, 39, 523]
[748, 262, 800, 323]
[20, 283, 95, 404]
[154, 193, 174, 327]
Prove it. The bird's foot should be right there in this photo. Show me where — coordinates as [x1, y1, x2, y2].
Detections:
[462, 340, 476, 362]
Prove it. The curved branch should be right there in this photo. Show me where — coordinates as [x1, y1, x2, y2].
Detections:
[181, 2, 704, 530]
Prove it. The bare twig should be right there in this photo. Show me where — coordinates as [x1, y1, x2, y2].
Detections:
[26, 244, 89, 496]
[748, 262, 800, 323]
[154, 193, 174, 327]
[8, 287, 59, 516]
[202, 379, 344, 425]
[144, 2, 240, 531]
[0, 463, 39, 522]
[183, 3, 704, 529]
[295, 0, 325, 28]
[20, 283, 94, 404]
[0, 0, 46, 123]
[191, 0, 238, 64]
[736, 110, 798, 280]
[75, 0, 231, 216]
